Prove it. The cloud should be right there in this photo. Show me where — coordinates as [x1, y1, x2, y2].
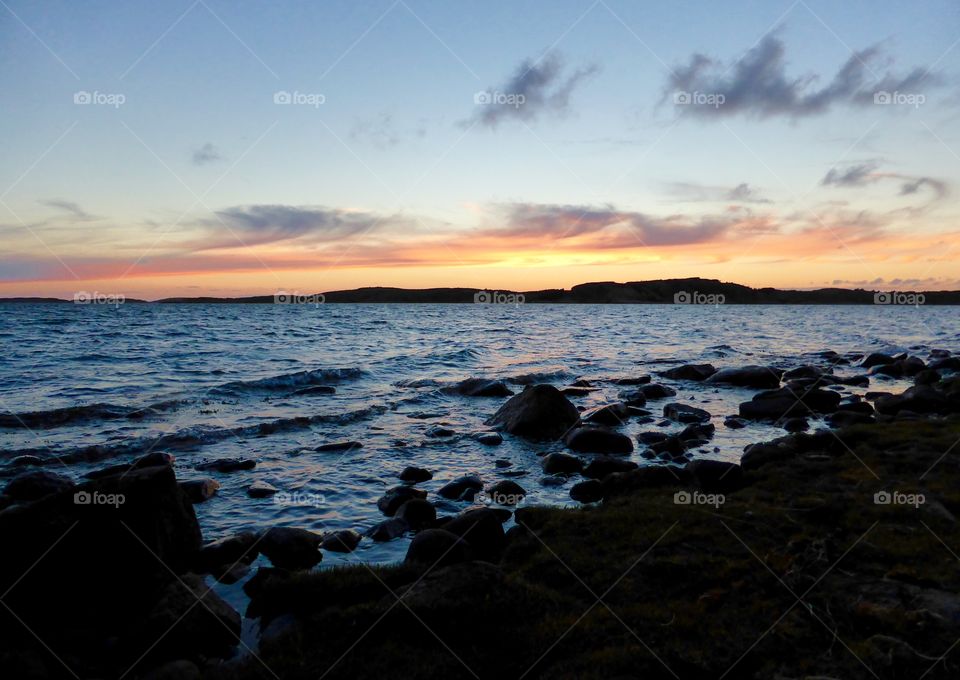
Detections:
[822, 161, 948, 199]
[39, 199, 97, 221]
[665, 35, 940, 119]
[350, 114, 426, 149]
[664, 181, 771, 204]
[465, 52, 599, 128]
[192, 143, 222, 165]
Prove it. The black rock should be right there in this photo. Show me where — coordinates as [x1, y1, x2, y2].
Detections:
[443, 378, 514, 397]
[196, 457, 256, 472]
[475, 432, 504, 446]
[405, 529, 472, 567]
[780, 417, 809, 432]
[612, 376, 652, 385]
[484, 384, 580, 440]
[3, 470, 75, 502]
[581, 402, 631, 426]
[861, 352, 896, 368]
[663, 403, 712, 424]
[366, 518, 409, 542]
[437, 475, 484, 500]
[541, 452, 583, 474]
[678, 422, 716, 441]
[425, 425, 455, 438]
[638, 383, 677, 400]
[706, 366, 782, 389]
[442, 508, 506, 561]
[637, 431, 670, 445]
[399, 466, 433, 483]
[321, 529, 363, 553]
[582, 456, 639, 479]
[291, 385, 336, 396]
[377, 485, 428, 516]
[259, 527, 322, 569]
[485, 480, 527, 505]
[315, 441, 363, 453]
[395, 499, 437, 529]
[724, 416, 747, 429]
[564, 426, 634, 454]
[179, 478, 221, 503]
[247, 481, 279, 498]
[197, 531, 260, 572]
[686, 459, 743, 493]
[570, 479, 604, 503]
[660, 364, 717, 381]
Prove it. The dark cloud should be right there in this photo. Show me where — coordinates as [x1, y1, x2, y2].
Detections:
[822, 161, 947, 198]
[666, 35, 940, 119]
[192, 143, 222, 165]
[465, 52, 599, 128]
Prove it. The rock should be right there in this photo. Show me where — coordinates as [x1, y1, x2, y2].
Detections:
[179, 478, 220, 503]
[564, 426, 634, 454]
[706, 366, 782, 389]
[601, 465, 691, 498]
[377, 486, 428, 516]
[395, 499, 437, 529]
[570, 479, 604, 503]
[613, 376, 652, 385]
[195, 457, 256, 472]
[9, 454, 45, 467]
[442, 508, 506, 561]
[291, 385, 336, 396]
[142, 573, 240, 658]
[660, 363, 717, 381]
[3, 470, 74, 502]
[437, 475, 483, 500]
[247, 481, 279, 498]
[321, 529, 363, 553]
[738, 387, 841, 420]
[686, 459, 743, 493]
[929, 356, 960, 371]
[494, 459, 512, 468]
[678, 422, 715, 441]
[827, 411, 876, 427]
[740, 432, 833, 471]
[780, 417, 809, 432]
[616, 389, 648, 406]
[196, 531, 260, 572]
[581, 402, 631, 426]
[638, 383, 677, 400]
[425, 425, 456, 438]
[315, 441, 362, 453]
[648, 435, 686, 457]
[861, 352, 897, 368]
[485, 384, 580, 439]
[475, 432, 503, 446]
[582, 456, 638, 479]
[915, 369, 942, 386]
[443, 378, 513, 397]
[783, 365, 828, 380]
[663, 403, 712, 424]
[637, 431, 670, 445]
[561, 386, 595, 397]
[85, 451, 174, 479]
[259, 527, 322, 569]
[541, 452, 583, 474]
[366, 518, 409, 542]
[398, 466, 432, 483]
[485, 480, 526, 505]
[724, 417, 747, 429]
[869, 356, 926, 378]
[540, 475, 567, 486]
[875, 385, 953, 416]
[404, 529, 473, 567]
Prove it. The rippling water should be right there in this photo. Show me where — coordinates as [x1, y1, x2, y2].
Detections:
[2, 302, 958, 572]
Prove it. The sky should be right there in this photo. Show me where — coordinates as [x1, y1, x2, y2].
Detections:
[1, 0, 959, 298]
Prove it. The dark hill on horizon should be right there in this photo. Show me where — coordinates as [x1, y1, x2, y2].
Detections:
[3, 278, 958, 304]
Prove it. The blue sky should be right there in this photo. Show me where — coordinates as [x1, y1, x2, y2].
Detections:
[1, 0, 958, 296]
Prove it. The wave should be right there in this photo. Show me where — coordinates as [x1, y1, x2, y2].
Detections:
[0, 399, 186, 430]
[213, 367, 364, 394]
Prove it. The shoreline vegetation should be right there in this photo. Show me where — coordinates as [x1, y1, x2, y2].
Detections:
[1, 351, 959, 678]
[2, 277, 960, 304]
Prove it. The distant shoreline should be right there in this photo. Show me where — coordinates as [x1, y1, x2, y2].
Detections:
[2, 278, 959, 304]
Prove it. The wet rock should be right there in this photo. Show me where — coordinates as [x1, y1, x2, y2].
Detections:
[724, 416, 747, 429]
[366, 518, 409, 542]
[929, 356, 960, 371]
[541, 452, 583, 474]
[581, 402, 631, 426]
[570, 479, 604, 503]
[617, 389, 648, 407]
[648, 435, 686, 457]
[564, 426, 634, 454]
[321, 529, 363, 553]
[678, 422, 716, 441]
[638, 383, 677, 400]
[395, 499, 437, 529]
[540, 475, 567, 487]
[443, 378, 513, 397]
[783, 365, 828, 380]
[485, 480, 526, 505]
[485, 384, 580, 440]
[861, 352, 896, 368]
[291, 385, 336, 396]
[660, 363, 717, 381]
[179, 478, 220, 503]
[780, 417, 809, 432]
[664, 403, 712, 424]
[494, 459, 512, 468]
[196, 531, 260, 572]
[637, 431, 670, 445]
[475, 432, 504, 446]
[377, 485, 428, 516]
[247, 481, 279, 498]
[85, 451, 175, 479]
[425, 425, 455, 438]
[259, 527, 322, 569]
[582, 456, 638, 479]
[869, 356, 926, 378]
[827, 410, 876, 427]
[3, 470, 74, 502]
[437, 475, 483, 500]
[561, 386, 595, 397]
[612, 376, 652, 385]
[196, 457, 256, 472]
[686, 459, 743, 493]
[442, 508, 506, 561]
[315, 441, 363, 453]
[915, 369, 942, 386]
[405, 529, 473, 567]
[706, 366, 782, 389]
[9, 455, 45, 467]
[738, 387, 841, 420]
[875, 385, 953, 416]
[399, 466, 433, 483]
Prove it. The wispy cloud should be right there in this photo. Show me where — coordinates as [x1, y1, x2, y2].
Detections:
[821, 161, 948, 199]
[665, 35, 942, 120]
[39, 199, 98, 221]
[464, 52, 599, 128]
[192, 143, 222, 165]
[663, 181, 772, 204]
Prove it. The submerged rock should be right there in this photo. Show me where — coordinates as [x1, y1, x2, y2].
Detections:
[474, 431, 504, 446]
[315, 441, 363, 453]
[425, 425, 456, 438]
[247, 481, 279, 498]
[443, 378, 514, 397]
[377, 486, 428, 516]
[564, 426, 634, 454]
[399, 466, 433, 483]
[180, 478, 221, 503]
[437, 475, 483, 500]
[485, 384, 580, 440]
[195, 458, 256, 472]
[738, 387, 841, 420]
[582, 456, 638, 479]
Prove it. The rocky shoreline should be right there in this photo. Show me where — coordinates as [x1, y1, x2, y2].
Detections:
[1, 349, 959, 678]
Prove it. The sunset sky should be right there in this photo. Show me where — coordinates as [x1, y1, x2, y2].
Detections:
[1, 0, 958, 298]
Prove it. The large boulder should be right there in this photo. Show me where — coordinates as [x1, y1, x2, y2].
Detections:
[738, 387, 841, 420]
[541, 452, 583, 474]
[875, 385, 954, 416]
[377, 485, 428, 515]
[442, 508, 506, 561]
[321, 529, 363, 553]
[485, 384, 580, 439]
[570, 479, 604, 503]
[437, 475, 483, 500]
[443, 378, 513, 397]
[259, 527, 322, 569]
[582, 456, 638, 479]
[686, 459, 743, 493]
[2, 469, 74, 502]
[564, 426, 634, 454]
[581, 402, 631, 426]
[660, 364, 717, 381]
[706, 366, 782, 389]
[395, 499, 437, 529]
